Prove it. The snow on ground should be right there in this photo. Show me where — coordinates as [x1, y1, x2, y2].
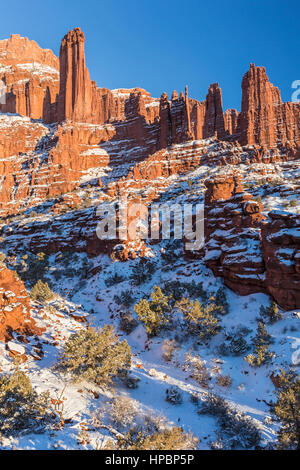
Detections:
[0, 157, 299, 450]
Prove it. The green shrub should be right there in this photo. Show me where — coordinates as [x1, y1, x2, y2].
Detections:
[114, 290, 134, 307]
[17, 252, 50, 286]
[163, 280, 186, 303]
[30, 280, 55, 302]
[183, 280, 208, 302]
[119, 313, 138, 334]
[215, 287, 229, 315]
[105, 426, 198, 450]
[244, 322, 275, 367]
[134, 286, 172, 336]
[260, 301, 282, 324]
[274, 369, 300, 450]
[198, 393, 260, 449]
[176, 298, 220, 340]
[130, 261, 156, 286]
[56, 325, 132, 387]
[166, 386, 183, 405]
[0, 368, 51, 437]
[105, 272, 125, 287]
[228, 335, 250, 356]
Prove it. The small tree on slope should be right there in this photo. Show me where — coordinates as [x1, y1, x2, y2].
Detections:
[56, 325, 132, 387]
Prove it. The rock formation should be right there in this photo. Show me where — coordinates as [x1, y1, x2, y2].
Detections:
[204, 173, 265, 295]
[239, 63, 300, 147]
[0, 27, 299, 313]
[204, 174, 300, 310]
[261, 211, 300, 310]
[0, 34, 59, 121]
[0, 266, 42, 342]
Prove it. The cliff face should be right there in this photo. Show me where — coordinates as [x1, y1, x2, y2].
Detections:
[261, 212, 300, 310]
[204, 174, 266, 295]
[0, 28, 299, 312]
[0, 266, 42, 342]
[0, 34, 59, 122]
[204, 174, 300, 310]
[239, 63, 300, 147]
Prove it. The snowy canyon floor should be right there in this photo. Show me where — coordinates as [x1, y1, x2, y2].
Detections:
[0, 158, 299, 450]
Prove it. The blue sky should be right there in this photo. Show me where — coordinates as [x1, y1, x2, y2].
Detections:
[1, 0, 299, 110]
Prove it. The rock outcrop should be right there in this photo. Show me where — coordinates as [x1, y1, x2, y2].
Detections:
[261, 211, 300, 310]
[204, 173, 266, 295]
[239, 63, 300, 147]
[0, 266, 41, 342]
[0, 34, 59, 122]
[204, 174, 300, 310]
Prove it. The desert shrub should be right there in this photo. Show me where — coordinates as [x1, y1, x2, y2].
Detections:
[134, 286, 172, 336]
[218, 326, 250, 356]
[105, 272, 125, 287]
[163, 280, 186, 303]
[274, 369, 300, 450]
[216, 374, 232, 388]
[228, 335, 250, 356]
[30, 280, 55, 302]
[123, 375, 140, 389]
[244, 322, 275, 367]
[198, 393, 229, 417]
[119, 313, 138, 334]
[183, 280, 208, 302]
[104, 396, 139, 429]
[260, 301, 282, 324]
[105, 426, 198, 450]
[56, 325, 132, 387]
[161, 240, 182, 264]
[114, 290, 134, 307]
[198, 393, 260, 449]
[130, 261, 156, 286]
[0, 252, 6, 266]
[163, 280, 207, 304]
[215, 287, 229, 315]
[17, 252, 50, 286]
[165, 386, 183, 405]
[0, 368, 51, 437]
[162, 339, 178, 362]
[218, 408, 261, 449]
[176, 298, 220, 340]
[184, 353, 210, 387]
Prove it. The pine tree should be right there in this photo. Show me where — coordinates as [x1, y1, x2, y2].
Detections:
[30, 279, 55, 302]
[176, 298, 220, 340]
[274, 369, 300, 450]
[0, 368, 51, 436]
[134, 286, 171, 336]
[56, 325, 132, 387]
[245, 322, 274, 367]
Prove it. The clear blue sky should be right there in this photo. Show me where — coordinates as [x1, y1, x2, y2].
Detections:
[1, 0, 299, 110]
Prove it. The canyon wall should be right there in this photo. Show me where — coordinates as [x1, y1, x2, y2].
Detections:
[204, 174, 300, 310]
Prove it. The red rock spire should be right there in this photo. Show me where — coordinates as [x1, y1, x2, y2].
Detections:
[185, 85, 193, 139]
[239, 63, 281, 146]
[57, 27, 92, 122]
[204, 83, 225, 139]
